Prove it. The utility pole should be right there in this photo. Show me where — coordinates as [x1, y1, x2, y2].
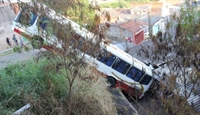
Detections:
[148, 12, 152, 39]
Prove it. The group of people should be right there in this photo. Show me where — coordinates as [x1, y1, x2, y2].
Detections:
[6, 34, 24, 48]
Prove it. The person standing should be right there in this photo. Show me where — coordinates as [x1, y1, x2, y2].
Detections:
[12, 34, 18, 45]
[19, 36, 24, 48]
[6, 37, 12, 47]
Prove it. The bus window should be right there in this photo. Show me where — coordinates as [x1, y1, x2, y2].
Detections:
[97, 50, 116, 66]
[112, 58, 131, 74]
[70, 35, 82, 46]
[86, 44, 101, 58]
[38, 16, 49, 30]
[29, 12, 37, 25]
[126, 67, 145, 82]
[15, 11, 22, 22]
[17, 10, 37, 26]
[69, 35, 100, 57]
[139, 74, 152, 85]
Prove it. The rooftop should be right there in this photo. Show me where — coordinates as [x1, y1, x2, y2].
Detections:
[139, 16, 164, 25]
[130, 5, 151, 12]
[117, 20, 148, 33]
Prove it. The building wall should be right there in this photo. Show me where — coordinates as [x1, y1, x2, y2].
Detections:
[106, 25, 145, 44]
[106, 25, 133, 40]
[0, 5, 15, 22]
[130, 1, 183, 16]
[134, 30, 144, 44]
[152, 19, 165, 36]
[164, 0, 183, 5]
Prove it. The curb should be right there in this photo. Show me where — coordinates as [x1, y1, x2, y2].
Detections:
[0, 48, 14, 56]
[0, 42, 32, 57]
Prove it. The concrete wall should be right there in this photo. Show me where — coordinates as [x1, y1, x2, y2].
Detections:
[106, 24, 145, 44]
[106, 25, 133, 41]
[152, 19, 165, 36]
[0, 5, 15, 23]
[0, 4, 17, 51]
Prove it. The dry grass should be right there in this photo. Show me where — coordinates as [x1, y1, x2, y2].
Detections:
[0, 57, 118, 115]
[68, 65, 117, 115]
[22, 64, 117, 115]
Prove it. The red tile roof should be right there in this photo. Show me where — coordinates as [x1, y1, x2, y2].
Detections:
[118, 20, 148, 34]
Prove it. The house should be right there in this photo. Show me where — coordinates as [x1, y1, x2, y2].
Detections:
[129, 6, 151, 16]
[106, 20, 147, 44]
[103, 5, 151, 24]
[105, 15, 165, 44]
[138, 16, 165, 36]
[104, 7, 165, 44]
[104, 8, 139, 23]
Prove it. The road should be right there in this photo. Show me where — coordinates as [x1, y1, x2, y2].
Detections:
[0, 49, 41, 68]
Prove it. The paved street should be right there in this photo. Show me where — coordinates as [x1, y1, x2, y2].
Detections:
[0, 49, 41, 68]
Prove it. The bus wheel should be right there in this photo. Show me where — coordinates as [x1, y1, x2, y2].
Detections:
[106, 77, 116, 87]
[31, 35, 43, 49]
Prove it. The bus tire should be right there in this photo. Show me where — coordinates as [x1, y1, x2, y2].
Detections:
[31, 35, 43, 49]
[107, 77, 116, 87]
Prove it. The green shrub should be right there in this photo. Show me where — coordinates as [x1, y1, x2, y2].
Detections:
[13, 46, 22, 53]
[100, 1, 130, 8]
[0, 57, 117, 114]
[0, 58, 68, 113]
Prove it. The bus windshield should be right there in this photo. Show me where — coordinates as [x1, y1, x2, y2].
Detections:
[15, 9, 37, 26]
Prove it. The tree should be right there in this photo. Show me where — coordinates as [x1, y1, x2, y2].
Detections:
[10, 0, 117, 114]
[37, 0, 96, 28]
[138, 2, 200, 114]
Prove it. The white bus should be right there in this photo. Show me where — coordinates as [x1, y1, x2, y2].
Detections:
[12, 2, 154, 98]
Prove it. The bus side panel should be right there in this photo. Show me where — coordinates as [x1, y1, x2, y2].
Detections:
[115, 80, 143, 98]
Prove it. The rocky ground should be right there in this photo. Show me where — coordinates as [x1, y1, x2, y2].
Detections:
[108, 88, 138, 115]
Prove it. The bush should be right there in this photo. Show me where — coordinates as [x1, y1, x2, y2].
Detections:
[13, 46, 22, 53]
[100, 1, 130, 8]
[0, 57, 117, 114]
